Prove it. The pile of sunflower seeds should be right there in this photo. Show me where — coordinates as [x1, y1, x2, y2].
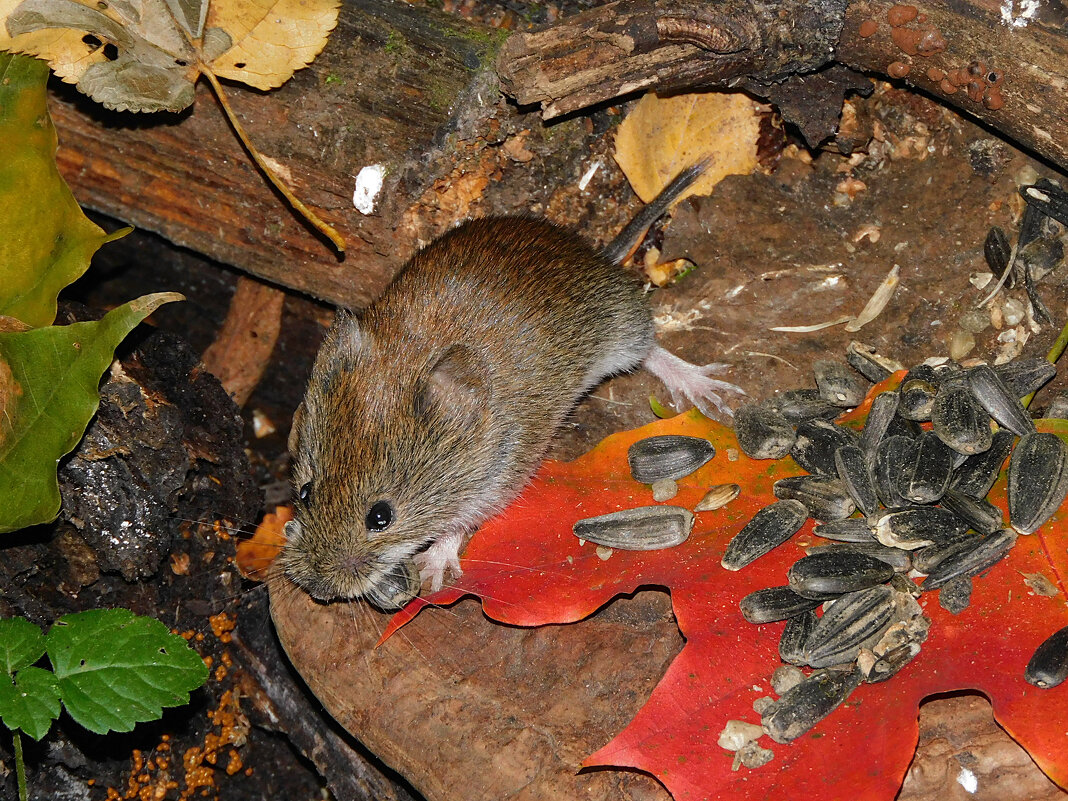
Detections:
[727, 351, 1068, 744]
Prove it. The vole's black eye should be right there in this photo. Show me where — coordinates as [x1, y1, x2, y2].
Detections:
[298, 482, 312, 504]
[365, 500, 393, 532]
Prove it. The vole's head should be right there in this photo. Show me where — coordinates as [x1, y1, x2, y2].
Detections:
[280, 311, 492, 606]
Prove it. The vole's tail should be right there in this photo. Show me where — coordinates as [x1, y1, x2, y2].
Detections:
[602, 160, 709, 265]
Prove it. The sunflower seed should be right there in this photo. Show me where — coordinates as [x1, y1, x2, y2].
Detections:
[874, 435, 918, 508]
[967, 364, 1036, 437]
[762, 667, 862, 744]
[814, 359, 869, 407]
[983, 225, 1013, 287]
[911, 531, 982, 574]
[722, 499, 808, 571]
[1008, 432, 1068, 534]
[804, 542, 912, 572]
[996, 358, 1057, 399]
[1020, 181, 1068, 227]
[846, 341, 902, 383]
[898, 365, 939, 421]
[903, 430, 955, 504]
[734, 403, 796, 460]
[835, 444, 880, 516]
[694, 483, 741, 512]
[791, 419, 862, 476]
[573, 505, 694, 550]
[788, 550, 895, 598]
[740, 586, 822, 624]
[920, 528, 1017, 591]
[773, 475, 856, 521]
[627, 435, 715, 483]
[768, 389, 842, 424]
[932, 377, 993, 455]
[940, 488, 1003, 535]
[804, 585, 897, 669]
[779, 608, 818, 665]
[365, 559, 421, 611]
[872, 506, 969, 550]
[859, 390, 900, 461]
[859, 642, 922, 683]
[949, 429, 1015, 499]
[1025, 625, 1068, 689]
[813, 517, 876, 543]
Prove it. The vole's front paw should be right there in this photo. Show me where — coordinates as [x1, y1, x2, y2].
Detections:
[643, 345, 745, 420]
[414, 531, 464, 592]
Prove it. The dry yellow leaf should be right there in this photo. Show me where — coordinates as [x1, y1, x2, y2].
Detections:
[614, 91, 761, 204]
[208, 0, 339, 90]
[0, 0, 338, 110]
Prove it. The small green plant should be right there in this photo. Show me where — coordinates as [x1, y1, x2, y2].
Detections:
[0, 609, 209, 801]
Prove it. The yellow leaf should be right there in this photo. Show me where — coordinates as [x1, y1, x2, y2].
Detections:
[614, 92, 761, 203]
[208, 0, 339, 90]
[0, 0, 338, 110]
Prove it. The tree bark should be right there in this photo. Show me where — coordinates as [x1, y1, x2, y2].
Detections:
[498, 0, 1068, 172]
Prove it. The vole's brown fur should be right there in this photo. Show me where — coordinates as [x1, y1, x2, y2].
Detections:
[282, 164, 741, 603]
[283, 219, 655, 601]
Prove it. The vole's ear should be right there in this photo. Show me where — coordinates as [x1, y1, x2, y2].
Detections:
[327, 310, 366, 361]
[288, 401, 305, 455]
[414, 344, 490, 426]
[310, 310, 367, 394]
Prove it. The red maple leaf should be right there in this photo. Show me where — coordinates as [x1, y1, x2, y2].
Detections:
[383, 393, 1068, 799]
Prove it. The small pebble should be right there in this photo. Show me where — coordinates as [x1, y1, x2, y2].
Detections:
[717, 719, 765, 751]
[752, 696, 778, 715]
[733, 741, 775, 770]
[771, 665, 806, 695]
[652, 478, 679, 501]
[948, 329, 975, 360]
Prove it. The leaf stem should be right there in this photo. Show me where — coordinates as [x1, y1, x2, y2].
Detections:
[13, 730, 26, 801]
[199, 67, 346, 253]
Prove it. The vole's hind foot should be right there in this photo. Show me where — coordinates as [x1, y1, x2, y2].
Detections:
[414, 531, 464, 592]
[643, 345, 745, 421]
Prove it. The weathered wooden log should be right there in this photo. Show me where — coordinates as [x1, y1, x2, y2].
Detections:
[498, 0, 1068, 171]
[498, 0, 849, 117]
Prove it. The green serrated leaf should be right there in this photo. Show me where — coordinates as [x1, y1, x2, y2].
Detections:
[46, 608, 207, 735]
[0, 666, 61, 740]
[0, 53, 123, 328]
[0, 618, 45, 675]
[0, 291, 183, 533]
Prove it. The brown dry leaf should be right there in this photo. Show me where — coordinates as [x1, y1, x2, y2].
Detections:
[236, 504, 291, 581]
[0, 0, 339, 111]
[1021, 571, 1060, 597]
[613, 91, 761, 204]
[200, 275, 285, 408]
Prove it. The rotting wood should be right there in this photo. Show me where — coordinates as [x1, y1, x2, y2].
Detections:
[497, 0, 849, 118]
[498, 0, 1068, 172]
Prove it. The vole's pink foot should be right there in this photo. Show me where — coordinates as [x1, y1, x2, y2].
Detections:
[643, 346, 745, 420]
[414, 531, 464, 592]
